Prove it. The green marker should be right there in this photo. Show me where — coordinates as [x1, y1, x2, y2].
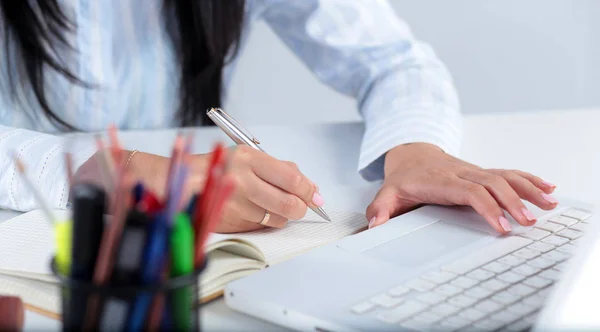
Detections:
[170, 213, 194, 331]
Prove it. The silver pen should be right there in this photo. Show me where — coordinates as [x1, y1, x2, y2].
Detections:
[207, 108, 331, 222]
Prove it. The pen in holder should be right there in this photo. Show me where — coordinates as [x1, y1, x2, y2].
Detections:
[51, 258, 207, 332]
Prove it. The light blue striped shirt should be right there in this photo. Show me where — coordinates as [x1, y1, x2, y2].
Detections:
[0, 0, 461, 211]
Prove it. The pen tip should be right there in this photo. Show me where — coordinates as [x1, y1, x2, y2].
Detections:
[315, 207, 331, 222]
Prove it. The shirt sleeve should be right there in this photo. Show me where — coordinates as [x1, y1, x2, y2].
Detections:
[258, 0, 463, 181]
[0, 125, 96, 211]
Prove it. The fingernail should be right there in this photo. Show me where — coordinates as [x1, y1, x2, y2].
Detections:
[499, 216, 512, 232]
[368, 217, 377, 229]
[312, 192, 324, 207]
[521, 208, 536, 222]
[542, 193, 558, 204]
[542, 180, 556, 188]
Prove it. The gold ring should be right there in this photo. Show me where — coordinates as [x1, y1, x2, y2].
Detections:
[260, 210, 270, 225]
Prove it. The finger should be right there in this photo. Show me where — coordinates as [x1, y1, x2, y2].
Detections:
[228, 195, 289, 228]
[449, 178, 511, 234]
[509, 169, 556, 194]
[243, 173, 308, 220]
[366, 185, 419, 229]
[250, 156, 319, 209]
[487, 170, 558, 211]
[459, 170, 535, 226]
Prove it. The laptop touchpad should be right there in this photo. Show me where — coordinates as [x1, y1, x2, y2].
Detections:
[362, 220, 488, 268]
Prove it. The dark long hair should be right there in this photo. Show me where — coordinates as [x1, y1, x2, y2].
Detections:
[0, 0, 246, 129]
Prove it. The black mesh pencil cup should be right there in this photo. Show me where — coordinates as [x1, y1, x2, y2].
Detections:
[51, 258, 207, 332]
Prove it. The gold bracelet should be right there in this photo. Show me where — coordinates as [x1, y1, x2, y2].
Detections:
[125, 150, 139, 169]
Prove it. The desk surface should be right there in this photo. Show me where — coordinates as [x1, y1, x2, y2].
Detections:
[20, 108, 600, 330]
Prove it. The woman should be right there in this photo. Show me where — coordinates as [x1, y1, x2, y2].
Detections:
[0, 0, 557, 234]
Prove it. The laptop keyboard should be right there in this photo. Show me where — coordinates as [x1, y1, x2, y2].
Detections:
[350, 208, 592, 331]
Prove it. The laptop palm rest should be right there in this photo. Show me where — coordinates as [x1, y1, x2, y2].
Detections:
[360, 220, 488, 267]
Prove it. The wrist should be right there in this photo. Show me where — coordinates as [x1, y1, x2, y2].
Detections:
[384, 143, 444, 176]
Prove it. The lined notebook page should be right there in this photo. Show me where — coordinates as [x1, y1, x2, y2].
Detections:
[233, 208, 367, 264]
[0, 210, 70, 275]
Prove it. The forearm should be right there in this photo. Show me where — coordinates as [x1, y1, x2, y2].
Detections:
[0, 126, 95, 211]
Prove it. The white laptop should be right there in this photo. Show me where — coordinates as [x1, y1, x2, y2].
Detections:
[224, 197, 596, 331]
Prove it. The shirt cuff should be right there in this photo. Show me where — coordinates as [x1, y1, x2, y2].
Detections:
[358, 105, 462, 182]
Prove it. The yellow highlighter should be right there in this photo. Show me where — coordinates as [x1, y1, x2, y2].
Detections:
[54, 221, 73, 276]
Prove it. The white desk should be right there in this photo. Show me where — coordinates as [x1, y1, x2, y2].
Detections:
[20, 108, 600, 330]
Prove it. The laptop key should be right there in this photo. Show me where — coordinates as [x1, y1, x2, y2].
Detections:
[405, 278, 437, 292]
[541, 235, 570, 246]
[497, 271, 526, 284]
[388, 285, 410, 297]
[570, 223, 588, 232]
[538, 269, 561, 281]
[430, 303, 461, 317]
[476, 299, 503, 314]
[413, 311, 444, 324]
[472, 318, 506, 331]
[370, 294, 404, 308]
[490, 310, 520, 324]
[439, 316, 470, 330]
[557, 229, 583, 240]
[466, 269, 495, 281]
[507, 301, 537, 317]
[416, 292, 447, 305]
[519, 228, 551, 241]
[441, 237, 532, 274]
[527, 242, 555, 253]
[398, 319, 428, 332]
[526, 257, 555, 269]
[512, 264, 541, 277]
[534, 221, 565, 233]
[491, 291, 521, 305]
[549, 215, 578, 226]
[507, 284, 536, 297]
[523, 275, 553, 289]
[434, 284, 462, 297]
[376, 300, 428, 324]
[351, 301, 376, 314]
[422, 271, 457, 284]
[562, 209, 592, 221]
[498, 255, 527, 267]
[464, 286, 495, 300]
[481, 279, 509, 292]
[513, 248, 540, 260]
[542, 250, 570, 262]
[482, 261, 511, 273]
[447, 294, 477, 308]
[556, 243, 577, 255]
[450, 276, 479, 289]
[505, 318, 533, 332]
[458, 308, 487, 321]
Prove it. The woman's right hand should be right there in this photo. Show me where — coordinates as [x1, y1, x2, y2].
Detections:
[215, 145, 323, 233]
[74, 145, 324, 233]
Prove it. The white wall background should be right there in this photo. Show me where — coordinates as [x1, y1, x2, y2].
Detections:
[225, 0, 600, 125]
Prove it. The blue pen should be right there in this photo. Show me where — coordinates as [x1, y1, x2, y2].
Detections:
[127, 212, 169, 330]
[133, 182, 144, 204]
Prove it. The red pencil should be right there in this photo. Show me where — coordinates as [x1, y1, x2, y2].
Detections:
[193, 143, 225, 231]
[194, 171, 235, 267]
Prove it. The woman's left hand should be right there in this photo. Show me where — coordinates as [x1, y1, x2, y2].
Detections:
[366, 143, 558, 234]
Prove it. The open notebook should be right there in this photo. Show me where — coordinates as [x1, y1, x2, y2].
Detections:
[0, 208, 366, 319]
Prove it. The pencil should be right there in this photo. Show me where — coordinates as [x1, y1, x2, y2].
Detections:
[193, 143, 225, 232]
[94, 134, 115, 191]
[195, 172, 235, 267]
[64, 152, 74, 190]
[12, 154, 56, 225]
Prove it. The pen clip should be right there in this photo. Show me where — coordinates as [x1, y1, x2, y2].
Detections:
[208, 108, 260, 145]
